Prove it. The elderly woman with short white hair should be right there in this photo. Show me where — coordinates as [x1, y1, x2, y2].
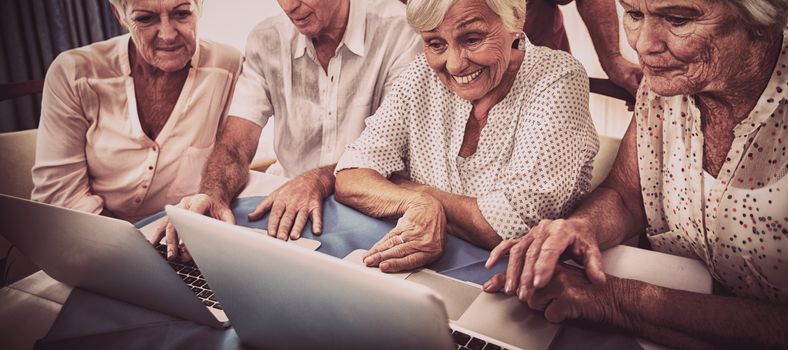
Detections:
[32, 0, 242, 226]
[484, 0, 788, 348]
[335, 0, 598, 272]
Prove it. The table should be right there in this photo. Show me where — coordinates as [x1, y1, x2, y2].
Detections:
[1, 171, 708, 350]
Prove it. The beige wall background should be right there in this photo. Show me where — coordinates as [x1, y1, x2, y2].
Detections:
[197, 0, 638, 167]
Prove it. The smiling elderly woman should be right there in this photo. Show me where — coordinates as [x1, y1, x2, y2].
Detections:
[334, 0, 598, 272]
[31, 0, 241, 223]
[483, 0, 788, 348]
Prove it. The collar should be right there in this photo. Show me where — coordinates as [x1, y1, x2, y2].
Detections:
[293, 0, 366, 60]
[118, 33, 200, 76]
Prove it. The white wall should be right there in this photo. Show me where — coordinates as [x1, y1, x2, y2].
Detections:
[197, 1, 638, 164]
[200, 0, 282, 51]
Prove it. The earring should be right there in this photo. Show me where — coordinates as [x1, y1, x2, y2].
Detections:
[512, 31, 526, 50]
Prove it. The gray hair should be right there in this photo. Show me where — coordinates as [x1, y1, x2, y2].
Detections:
[728, 0, 788, 31]
[109, 0, 205, 17]
[406, 0, 525, 33]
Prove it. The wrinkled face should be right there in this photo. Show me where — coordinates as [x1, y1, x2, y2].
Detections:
[277, 0, 342, 38]
[620, 0, 749, 96]
[117, 0, 198, 72]
[421, 0, 519, 101]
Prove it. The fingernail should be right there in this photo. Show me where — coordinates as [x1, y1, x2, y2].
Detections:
[533, 275, 542, 288]
[518, 286, 526, 300]
[363, 257, 370, 265]
[380, 262, 389, 271]
[505, 279, 512, 293]
[482, 281, 491, 290]
[167, 248, 174, 260]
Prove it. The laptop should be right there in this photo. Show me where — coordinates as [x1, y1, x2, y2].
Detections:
[0, 194, 318, 329]
[167, 205, 561, 350]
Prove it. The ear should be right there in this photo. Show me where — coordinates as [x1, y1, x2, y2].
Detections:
[110, 4, 128, 29]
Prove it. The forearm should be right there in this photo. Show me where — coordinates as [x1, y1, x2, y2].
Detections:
[567, 186, 643, 249]
[575, 0, 623, 68]
[199, 117, 261, 205]
[420, 187, 501, 250]
[607, 278, 788, 349]
[335, 168, 423, 218]
[199, 143, 251, 205]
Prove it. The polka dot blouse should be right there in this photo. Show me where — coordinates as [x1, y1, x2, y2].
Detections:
[336, 39, 599, 240]
[635, 28, 788, 302]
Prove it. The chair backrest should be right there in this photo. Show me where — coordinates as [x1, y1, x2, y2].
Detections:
[0, 129, 38, 199]
[587, 78, 631, 191]
[589, 134, 621, 190]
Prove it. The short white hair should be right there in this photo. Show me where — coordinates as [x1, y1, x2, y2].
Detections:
[406, 0, 525, 33]
[109, 0, 205, 16]
[728, 0, 788, 31]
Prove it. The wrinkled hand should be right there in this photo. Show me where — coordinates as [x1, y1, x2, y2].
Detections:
[247, 171, 330, 241]
[362, 193, 446, 273]
[602, 54, 642, 97]
[151, 193, 235, 262]
[482, 218, 606, 299]
[488, 263, 619, 323]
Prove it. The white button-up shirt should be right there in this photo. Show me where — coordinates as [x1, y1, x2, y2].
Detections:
[228, 0, 421, 177]
[32, 34, 242, 223]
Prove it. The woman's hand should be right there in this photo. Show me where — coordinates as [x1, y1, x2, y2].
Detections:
[362, 192, 446, 273]
[502, 263, 622, 324]
[483, 218, 606, 299]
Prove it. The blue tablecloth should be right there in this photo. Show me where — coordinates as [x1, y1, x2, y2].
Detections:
[36, 196, 641, 350]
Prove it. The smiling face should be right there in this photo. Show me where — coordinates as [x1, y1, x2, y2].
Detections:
[421, 0, 520, 102]
[276, 0, 342, 38]
[620, 0, 753, 96]
[116, 0, 199, 72]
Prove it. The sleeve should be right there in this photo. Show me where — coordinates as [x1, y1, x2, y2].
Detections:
[30, 53, 104, 214]
[227, 27, 274, 127]
[335, 67, 415, 177]
[477, 67, 598, 240]
[217, 47, 244, 131]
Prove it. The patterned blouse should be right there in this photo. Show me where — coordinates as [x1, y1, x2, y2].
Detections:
[635, 28, 788, 302]
[336, 39, 599, 240]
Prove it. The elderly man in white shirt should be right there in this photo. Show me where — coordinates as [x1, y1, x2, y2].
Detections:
[155, 0, 421, 260]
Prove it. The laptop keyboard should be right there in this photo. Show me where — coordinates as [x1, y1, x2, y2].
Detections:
[154, 244, 222, 310]
[450, 327, 507, 350]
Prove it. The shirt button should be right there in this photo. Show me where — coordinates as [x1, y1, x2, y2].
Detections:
[152, 147, 157, 152]
[142, 184, 148, 189]
[148, 166, 153, 170]
[135, 198, 141, 203]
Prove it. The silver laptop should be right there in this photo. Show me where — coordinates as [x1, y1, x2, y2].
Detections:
[0, 194, 229, 328]
[167, 205, 561, 350]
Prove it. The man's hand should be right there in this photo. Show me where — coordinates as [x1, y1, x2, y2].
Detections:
[482, 218, 606, 299]
[150, 193, 235, 262]
[362, 192, 446, 272]
[247, 167, 334, 241]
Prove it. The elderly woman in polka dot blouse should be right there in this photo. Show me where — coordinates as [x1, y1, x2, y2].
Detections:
[334, 0, 598, 272]
[484, 0, 788, 348]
